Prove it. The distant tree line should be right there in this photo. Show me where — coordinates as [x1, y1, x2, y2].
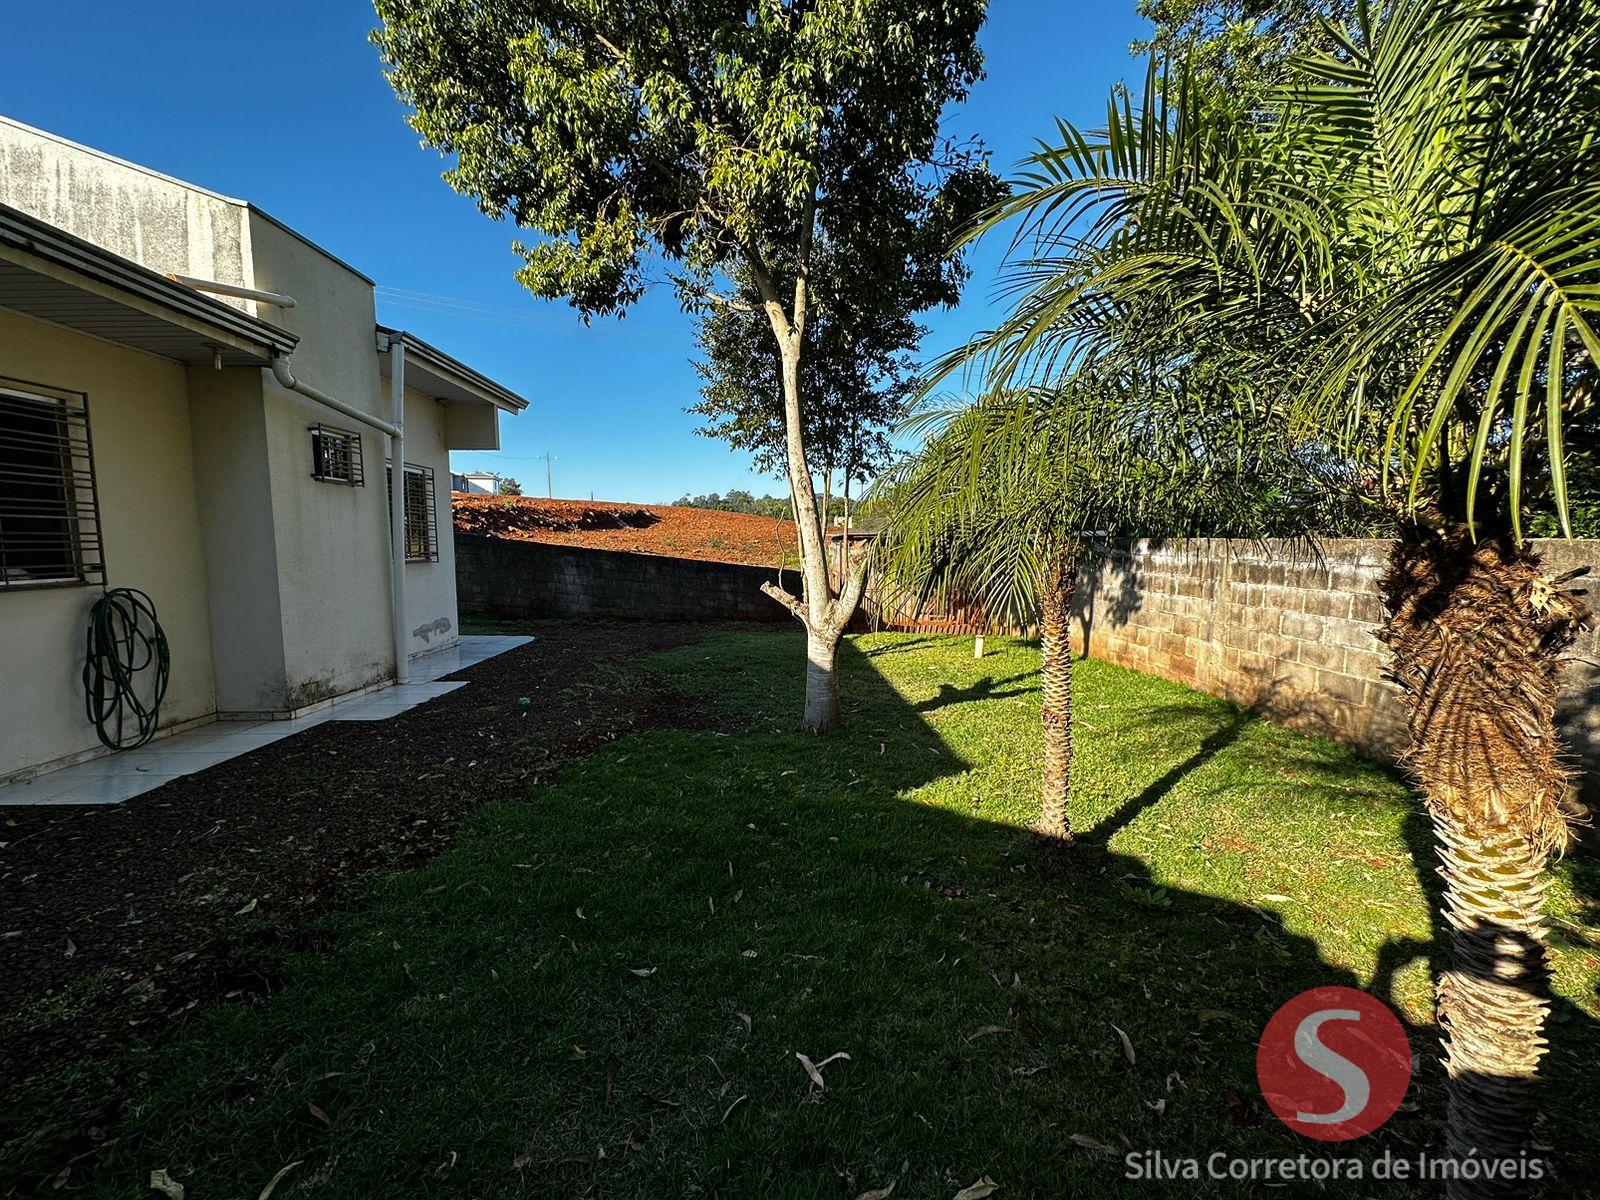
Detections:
[671, 491, 793, 521]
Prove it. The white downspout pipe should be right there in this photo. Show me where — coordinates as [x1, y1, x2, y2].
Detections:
[270, 353, 400, 438]
[267, 349, 408, 684]
[169, 274, 298, 309]
[388, 339, 410, 685]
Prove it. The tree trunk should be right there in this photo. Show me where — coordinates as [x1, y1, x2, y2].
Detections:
[751, 332, 867, 734]
[745, 214, 868, 734]
[804, 624, 842, 733]
[1377, 523, 1591, 1197]
[1032, 551, 1079, 872]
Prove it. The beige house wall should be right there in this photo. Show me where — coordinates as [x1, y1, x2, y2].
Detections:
[246, 214, 395, 711]
[0, 117, 515, 765]
[401, 386, 460, 657]
[0, 309, 217, 778]
[0, 116, 256, 307]
[184, 364, 288, 714]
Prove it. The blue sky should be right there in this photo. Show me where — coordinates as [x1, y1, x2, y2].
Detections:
[0, 2, 1150, 503]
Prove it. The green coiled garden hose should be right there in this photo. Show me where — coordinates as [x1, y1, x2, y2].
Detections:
[83, 587, 170, 750]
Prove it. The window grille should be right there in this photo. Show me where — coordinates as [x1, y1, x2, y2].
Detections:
[386, 461, 439, 563]
[0, 379, 104, 589]
[310, 423, 364, 485]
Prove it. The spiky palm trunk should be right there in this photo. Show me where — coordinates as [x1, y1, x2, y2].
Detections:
[1033, 548, 1080, 872]
[1377, 524, 1591, 1198]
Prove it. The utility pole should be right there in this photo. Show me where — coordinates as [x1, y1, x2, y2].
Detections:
[542, 453, 557, 499]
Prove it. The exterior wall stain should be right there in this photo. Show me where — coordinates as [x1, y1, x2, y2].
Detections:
[413, 617, 452, 643]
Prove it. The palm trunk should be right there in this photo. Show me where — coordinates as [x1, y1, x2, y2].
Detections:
[1032, 550, 1079, 872]
[1377, 523, 1590, 1197]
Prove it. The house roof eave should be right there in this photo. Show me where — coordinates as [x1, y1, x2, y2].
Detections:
[0, 201, 299, 364]
[376, 325, 529, 414]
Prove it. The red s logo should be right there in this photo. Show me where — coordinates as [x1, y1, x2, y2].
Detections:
[1256, 986, 1412, 1141]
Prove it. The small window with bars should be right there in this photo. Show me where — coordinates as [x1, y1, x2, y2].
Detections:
[386, 461, 439, 562]
[310, 423, 364, 486]
[0, 380, 104, 589]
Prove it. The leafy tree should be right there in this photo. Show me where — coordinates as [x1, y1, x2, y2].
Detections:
[879, 380, 1313, 871]
[498, 477, 524, 496]
[373, 0, 1002, 732]
[1133, 0, 1356, 100]
[947, 0, 1599, 1184]
[690, 253, 914, 530]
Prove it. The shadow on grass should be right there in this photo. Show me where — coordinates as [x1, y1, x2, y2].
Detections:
[1081, 704, 1253, 850]
[6, 631, 1593, 1198]
[913, 672, 1037, 713]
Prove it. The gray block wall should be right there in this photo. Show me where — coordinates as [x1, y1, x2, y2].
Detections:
[455, 534, 798, 624]
[1076, 538, 1600, 790]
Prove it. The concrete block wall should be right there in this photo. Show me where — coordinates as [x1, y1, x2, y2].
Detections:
[1076, 539, 1600, 787]
[455, 534, 796, 623]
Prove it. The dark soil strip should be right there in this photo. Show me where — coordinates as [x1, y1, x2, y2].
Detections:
[0, 623, 711, 1098]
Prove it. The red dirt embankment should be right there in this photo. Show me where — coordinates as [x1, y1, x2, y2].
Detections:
[453, 495, 798, 568]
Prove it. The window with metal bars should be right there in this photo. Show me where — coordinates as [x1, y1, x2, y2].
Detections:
[0, 380, 104, 589]
[386, 461, 439, 563]
[310, 423, 364, 486]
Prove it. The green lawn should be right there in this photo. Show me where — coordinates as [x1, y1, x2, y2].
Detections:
[20, 629, 1600, 1196]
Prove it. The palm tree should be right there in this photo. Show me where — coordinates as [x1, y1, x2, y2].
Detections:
[879, 380, 1307, 870]
[945, 1, 1599, 1188]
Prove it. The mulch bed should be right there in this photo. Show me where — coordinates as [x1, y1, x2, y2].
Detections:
[0, 623, 711, 1104]
[453, 495, 798, 567]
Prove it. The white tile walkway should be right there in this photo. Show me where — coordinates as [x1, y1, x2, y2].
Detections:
[0, 635, 532, 808]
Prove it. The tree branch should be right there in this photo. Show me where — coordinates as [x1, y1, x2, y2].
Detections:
[691, 288, 756, 313]
[760, 580, 808, 623]
[836, 547, 872, 622]
[744, 247, 796, 342]
[794, 179, 818, 342]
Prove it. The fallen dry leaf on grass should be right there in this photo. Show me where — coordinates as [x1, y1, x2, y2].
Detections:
[1070, 1133, 1119, 1156]
[964, 1025, 1012, 1042]
[148, 1169, 184, 1199]
[307, 1102, 331, 1126]
[855, 1182, 896, 1200]
[795, 1051, 852, 1091]
[628, 967, 657, 977]
[1111, 1023, 1136, 1066]
[952, 1176, 1000, 1199]
[721, 1094, 748, 1124]
[257, 1160, 302, 1200]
